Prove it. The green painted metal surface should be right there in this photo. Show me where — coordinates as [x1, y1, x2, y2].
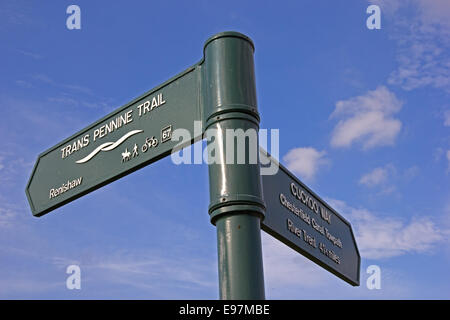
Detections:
[261, 153, 360, 286]
[26, 65, 202, 217]
[216, 214, 265, 299]
[203, 32, 266, 299]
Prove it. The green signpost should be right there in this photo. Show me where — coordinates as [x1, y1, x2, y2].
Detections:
[26, 31, 360, 299]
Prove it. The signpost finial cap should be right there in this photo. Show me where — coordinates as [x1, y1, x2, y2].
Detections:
[203, 31, 255, 53]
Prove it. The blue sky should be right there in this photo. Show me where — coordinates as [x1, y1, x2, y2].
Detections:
[1, 0, 449, 299]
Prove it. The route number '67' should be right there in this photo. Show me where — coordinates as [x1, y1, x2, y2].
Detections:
[161, 125, 172, 143]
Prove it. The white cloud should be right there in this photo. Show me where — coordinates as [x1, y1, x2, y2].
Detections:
[445, 110, 450, 126]
[0, 153, 29, 229]
[359, 164, 400, 190]
[15, 80, 33, 88]
[447, 150, 450, 173]
[0, 207, 17, 228]
[434, 147, 444, 161]
[283, 147, 328, 181]
[262, 231, 417, 298]
[359, 167, 389, 187]
[0, 153, 33, 184]
[370, 0, 450, 93]
[330, 86, 403, 149]
[412, 0, 450, 31]
[0, 277, 62, 296]
[432, 148, 450, 173]
[16, 49, 42, 60]
[70, 250, 217, 293]
[262, 233, 328, 290]
[32, 74, 93, 95]
[403, 165, 419, 181]
[328, 199, 449, 259]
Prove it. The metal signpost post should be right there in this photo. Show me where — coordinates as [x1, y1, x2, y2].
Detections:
[203, 33, 266, 299]
[26, 31, 359, 300]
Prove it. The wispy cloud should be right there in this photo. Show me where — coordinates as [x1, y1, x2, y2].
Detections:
[0, 277, 62, 296]
[16, 49, 42, 60]
[0, 237, 217, 298]
[328, 199, 450, 260]
[371, 0, 450, 93]
[437, 148, 450, 173]
[0, 207, 18, 228]
[359, 164, 400, 194]
[330, 86, 403, 149]
[20, 74, 116, 112]
[47, 96, 110, 110]
[444, 110, 450, 126]
[50, 250, 217, 296]
[357, 164, 419, 189]
[359, 166, 390, 187]
[262, 230, 415, 299]
[0, 151, 33, 185]
[434, 147, 445, 162]
[32, 74, 93, 95]
[403, 165, 419, 181]
[283, 147, 328, 182]
[262, 233, 329, 290]
[447, 150, 450, 173]
[15, 80, 33, 88]
[0, 2, 33, 29]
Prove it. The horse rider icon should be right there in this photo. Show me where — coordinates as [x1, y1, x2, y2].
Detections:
[122, 148, 131, 162]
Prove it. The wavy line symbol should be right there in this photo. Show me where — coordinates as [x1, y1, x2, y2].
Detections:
[76, 129, 143, 164]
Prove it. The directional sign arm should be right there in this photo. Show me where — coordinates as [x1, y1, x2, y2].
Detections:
[260, 149, 361, 286]
[26, 63, 203, 217]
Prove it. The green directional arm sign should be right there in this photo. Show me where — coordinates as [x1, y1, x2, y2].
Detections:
[26, 65, 203, 217]
[260, 152, 360, 286]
